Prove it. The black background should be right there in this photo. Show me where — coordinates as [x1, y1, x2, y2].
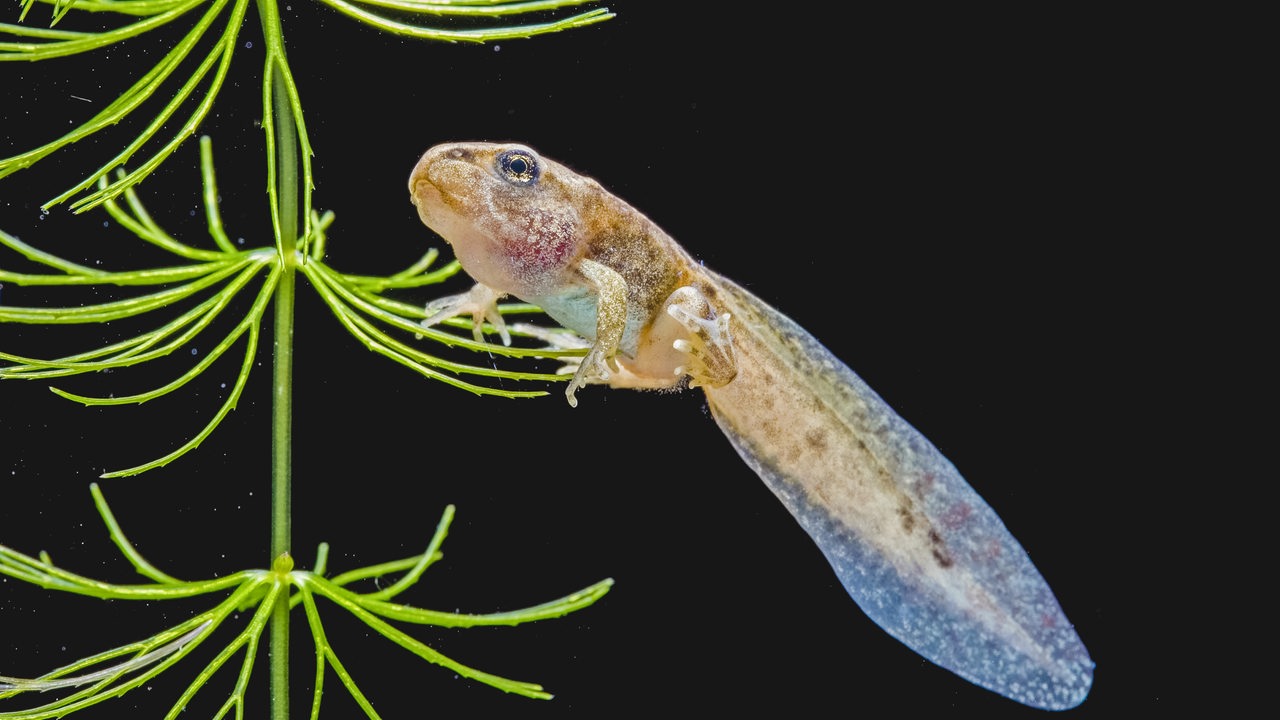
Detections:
[1, 3, 1256, 717]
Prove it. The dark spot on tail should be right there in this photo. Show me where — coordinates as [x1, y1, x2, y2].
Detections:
[897, 504, 916, 534]
[929, 529, 954, 568]
[804, 428, 828, 452]
[760, 419, 779, 441]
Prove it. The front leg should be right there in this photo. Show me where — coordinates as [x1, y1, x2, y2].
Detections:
[421, 283, 511, 345]
[565, 258, 628, 407]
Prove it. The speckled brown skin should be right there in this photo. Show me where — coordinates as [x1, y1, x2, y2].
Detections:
[409, 142, 735, 403]
[409, 142, 1093, 710]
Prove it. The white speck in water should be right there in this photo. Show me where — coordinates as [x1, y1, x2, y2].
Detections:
[245, 41, 253, 49]
[493, 45, 501, 52]
[191, 348, 198, 356]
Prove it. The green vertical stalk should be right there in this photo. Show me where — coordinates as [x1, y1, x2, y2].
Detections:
[257, 0, 299, 716]
[268, 65, 298, 562]
[268, 99, 296, 719]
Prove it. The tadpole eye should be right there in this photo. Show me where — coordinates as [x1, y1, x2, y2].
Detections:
[497, 149, 540, 185]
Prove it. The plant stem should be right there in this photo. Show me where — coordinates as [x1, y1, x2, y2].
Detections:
[261, 0, 300, 715]
[269, 67, 297, 563]
[268, 157, 296, 720]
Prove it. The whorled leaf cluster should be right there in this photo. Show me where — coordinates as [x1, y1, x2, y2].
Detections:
[1, 1, 614, 717]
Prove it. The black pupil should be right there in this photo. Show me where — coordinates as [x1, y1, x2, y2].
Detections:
[501, 151, 537, 183]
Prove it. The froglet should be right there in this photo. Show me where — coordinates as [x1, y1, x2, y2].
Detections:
[408, 142, 1094, 710]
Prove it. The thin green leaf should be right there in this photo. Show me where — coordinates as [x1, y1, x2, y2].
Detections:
[316, 0, 612, 43]
[297, 588, 382, 720]
[338, 0, 605, 17]
[198, 135, 237, 252]
[89, 483, 185, 584]
[297, 577, 552, 699]
[0, 0, 204, 62]
[0, 257, 256, 323]
[99, 265, 280, 477]
[61, 0, 251, 212]
[0, 260, 268, 378]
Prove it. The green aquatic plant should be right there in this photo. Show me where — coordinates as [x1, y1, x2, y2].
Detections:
[0, 485, 612, 718]
[0, 1, 614, 717]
